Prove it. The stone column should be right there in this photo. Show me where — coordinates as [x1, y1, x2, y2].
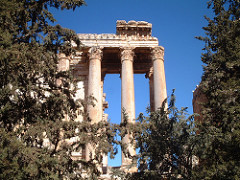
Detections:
[146, 67, 155, 111]
[58, 53, 70, 71]
[57, 53, 70, 121]
[86, 47, 103, 161]
[87, 47, 103, 123]
[151, 46, 167, 110]
[101, 73, 108, 172]
[57, 53, 70, 87]
[120, 47, 136, 172]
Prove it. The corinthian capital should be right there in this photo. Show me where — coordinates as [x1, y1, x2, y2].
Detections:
[120, 47, 135, 63]
[151, 46, 164, 61]
[88, 46, 103, 60]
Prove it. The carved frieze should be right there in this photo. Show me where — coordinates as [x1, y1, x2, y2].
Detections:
[78, 34, 118, 40]
[151, 46, 164, 61]
[116, 20, 152, 37]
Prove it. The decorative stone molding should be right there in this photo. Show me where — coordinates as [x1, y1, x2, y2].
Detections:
[117, 20, 151, 27]
[120, 47, 135, 63]
[75, 34, 158, 48]
[151, 46, 164, 61]
[78, 34, 118, 40]
[116, 20, 152, 37]
[77, 33, 157, 41]
[88, 47, 103, 60]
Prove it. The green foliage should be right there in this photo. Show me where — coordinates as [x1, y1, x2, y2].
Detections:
[0, 0, 119, 179]
[128, 92, 196, 180]
[127, 1, 240, 179]
[194, 0, 240, 179]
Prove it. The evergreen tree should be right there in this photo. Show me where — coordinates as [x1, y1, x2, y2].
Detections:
[128, 92, 196, 180]
[0, 0, 118, 179]
[194, 0, 240, 179]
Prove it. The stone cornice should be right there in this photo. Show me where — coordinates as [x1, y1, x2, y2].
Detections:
[116, 20, 152, 28]
[78, 33, 157, 41]
[74, 34, 159, 48]
[116, 20, 152, 37]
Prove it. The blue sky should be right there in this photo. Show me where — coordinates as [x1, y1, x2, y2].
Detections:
[52, 0, 213, 166]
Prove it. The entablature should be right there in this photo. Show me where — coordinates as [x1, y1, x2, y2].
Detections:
[74, 33, 158, 48]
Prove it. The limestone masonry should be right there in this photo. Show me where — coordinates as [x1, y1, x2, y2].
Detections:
[58, 20, 167, 176]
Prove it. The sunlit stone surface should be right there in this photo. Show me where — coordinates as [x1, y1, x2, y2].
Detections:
[58, 20, 167, 178]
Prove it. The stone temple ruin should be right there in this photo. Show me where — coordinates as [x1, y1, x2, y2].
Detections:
[58, 20, 167, 175]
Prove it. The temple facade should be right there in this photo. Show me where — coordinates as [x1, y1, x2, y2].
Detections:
[58, 20, 167, 175]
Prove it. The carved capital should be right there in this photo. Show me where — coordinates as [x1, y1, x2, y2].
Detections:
[88, 47, 103, 60]
[120, 47, 135, 63]
[151, 46, 164, 61]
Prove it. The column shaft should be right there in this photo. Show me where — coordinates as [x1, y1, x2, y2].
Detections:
[101, 74, 108, 170]
[58, 53, 70, 71]
[152, 47, 167, 110]
[148, 68, 155, 112]
[88, 47, 103, 123]
[121, 47, 136, 170]
[57, 53, 70, 88]
[86, 47, 103, 162]
[121, 63, 135, 122]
